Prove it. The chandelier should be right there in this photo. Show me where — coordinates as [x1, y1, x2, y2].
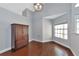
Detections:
[33, 3, 43, 12]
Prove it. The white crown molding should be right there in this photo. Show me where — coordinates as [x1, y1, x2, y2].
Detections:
[43, 12, 66, 20]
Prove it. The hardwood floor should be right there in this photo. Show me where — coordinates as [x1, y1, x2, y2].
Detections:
[0, 41, 74, 56]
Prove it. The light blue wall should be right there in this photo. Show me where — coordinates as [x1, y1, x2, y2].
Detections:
[0, 7, 30, 51]
[70, 4, 79, 55]
[32, 12, 43, 41]
[22, 8, 33, 41]
[0, 3, 77, 55]
[52, 13, 71, 47]
[32, 3, 72, 42]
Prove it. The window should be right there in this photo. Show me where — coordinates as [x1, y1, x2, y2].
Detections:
[54, 24, 68, 39]
[76, 15, 79, 34]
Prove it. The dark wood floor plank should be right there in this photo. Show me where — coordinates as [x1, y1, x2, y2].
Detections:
[0, 41, 74, 56]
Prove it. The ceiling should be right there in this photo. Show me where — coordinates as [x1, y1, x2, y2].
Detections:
[0, 3, 34, 15]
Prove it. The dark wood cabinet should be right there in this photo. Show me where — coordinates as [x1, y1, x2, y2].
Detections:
[11, 24, 29, 51]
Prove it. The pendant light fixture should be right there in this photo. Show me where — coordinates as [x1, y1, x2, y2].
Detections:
[33, 3, 43, 12]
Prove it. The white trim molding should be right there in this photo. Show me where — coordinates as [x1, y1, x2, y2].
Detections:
[31, 39, 76, 56]
[31, 39, 43, 42]
[52, 40, 76, 56]
[0, 47, 11, 54]
[0, 40, 76, 56]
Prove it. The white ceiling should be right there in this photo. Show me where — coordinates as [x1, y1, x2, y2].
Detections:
[0, 3, 34, 15]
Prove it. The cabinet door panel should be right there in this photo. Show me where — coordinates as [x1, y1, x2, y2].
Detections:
[16, 39, 27, 49]
[11, 24, 29, 51]
[22, 26, 29, 44]
[15, 25, 23, 41]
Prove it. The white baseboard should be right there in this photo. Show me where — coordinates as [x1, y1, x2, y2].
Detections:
[29, 39, 33, 42]
[31, 39, 53, 42]
[42, 40, 53, 42]
[0, 47, 11, 54]
[52, 40, 76, 56]
[0, 40, 76, 56]
[31, 39, 76, 56]
[52, 40, 70, 49]
[70, 48, 77, 56]
[31, 39, 43, 42]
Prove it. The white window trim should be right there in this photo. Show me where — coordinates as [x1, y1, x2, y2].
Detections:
[54, 23, 68, 40]
[75, 15, 79, 34]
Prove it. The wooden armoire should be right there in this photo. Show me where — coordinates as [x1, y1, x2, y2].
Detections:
[11, 24, 29, 51]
